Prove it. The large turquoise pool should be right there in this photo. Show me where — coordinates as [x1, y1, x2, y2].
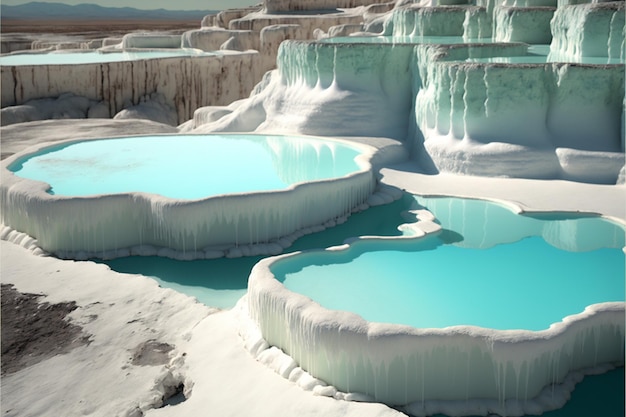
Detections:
[273, 196, 625, 331]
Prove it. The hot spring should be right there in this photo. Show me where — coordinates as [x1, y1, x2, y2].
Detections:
[0, 134, 376, 259]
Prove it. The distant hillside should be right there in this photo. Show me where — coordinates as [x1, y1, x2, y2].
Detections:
[1, 2, 216, 20]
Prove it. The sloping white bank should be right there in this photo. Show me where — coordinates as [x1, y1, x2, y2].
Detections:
[244, 197, 625, 416]
[0, 241, 404, 417]
[0, 134, 381, 260]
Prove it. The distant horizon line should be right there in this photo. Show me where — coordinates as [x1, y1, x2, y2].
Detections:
[0, 1, 236, 12]
[2, 0, 261, 12]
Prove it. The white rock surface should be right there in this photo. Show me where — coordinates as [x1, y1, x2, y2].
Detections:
[113, 93, 179, 126]
[0, 119, 178, 160]
[1, 93, 106, 126]
[0, 240, 403, 417]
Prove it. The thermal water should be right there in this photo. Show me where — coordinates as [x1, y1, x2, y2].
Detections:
[274, 197, 625, 330]
[9, 134, 363, 199]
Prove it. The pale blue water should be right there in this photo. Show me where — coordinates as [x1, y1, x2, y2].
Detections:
[9, 134, 363, 200]
[0, 49, 215, 66]
[463, 45, 624, 65]
[275, 197, 625, 331]
[320, 35, 493, 45]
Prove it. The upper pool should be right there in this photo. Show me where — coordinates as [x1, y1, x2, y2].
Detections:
[272, 196, 625, 331]
[461, 45, 625, 65]
[320, 35, 494, 45]
[0, 49, 216, 66]
[8, 134, 363, 199]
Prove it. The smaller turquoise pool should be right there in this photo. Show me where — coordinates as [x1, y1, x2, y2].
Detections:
[462, 45, 625, 65]
[9, 134, 364, 200]
[0, 49, 216, 66]
[273, 196, 625, 331]
[320, 35, 494, 45]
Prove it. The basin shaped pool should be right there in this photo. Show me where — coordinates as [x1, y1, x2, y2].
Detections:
[273, 196, 625, 331]
[1, 134, 376, 258]
[9, 134, 364, 199]
[0, 49, 216, 66]
[246, 194, 625, 414]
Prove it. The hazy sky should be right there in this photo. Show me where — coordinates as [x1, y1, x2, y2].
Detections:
[2, 0, 260, 11]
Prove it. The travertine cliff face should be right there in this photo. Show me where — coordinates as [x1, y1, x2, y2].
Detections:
[263, 0, 392, 13]
[1, 52, 260, 124]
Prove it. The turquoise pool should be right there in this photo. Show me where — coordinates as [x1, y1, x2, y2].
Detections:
[273, 196, 625, 331]
[9, 134, 363, 200]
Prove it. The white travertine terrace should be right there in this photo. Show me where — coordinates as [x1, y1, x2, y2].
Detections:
[493, 6, 555, 43]
[193, 40, 623, 183]
[383, 5, 492, 38]
[244, 202, 625, 416]
[182, 27, 260, 52]
[550, 2, 625, 60]
[413, 44, 625, 182]
[190, 0, 625, 184]
[0, 2, 384, 125]
[0, 135, 385, 260]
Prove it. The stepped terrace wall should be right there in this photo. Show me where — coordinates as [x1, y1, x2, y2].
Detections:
[1, 51, 260, 124]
